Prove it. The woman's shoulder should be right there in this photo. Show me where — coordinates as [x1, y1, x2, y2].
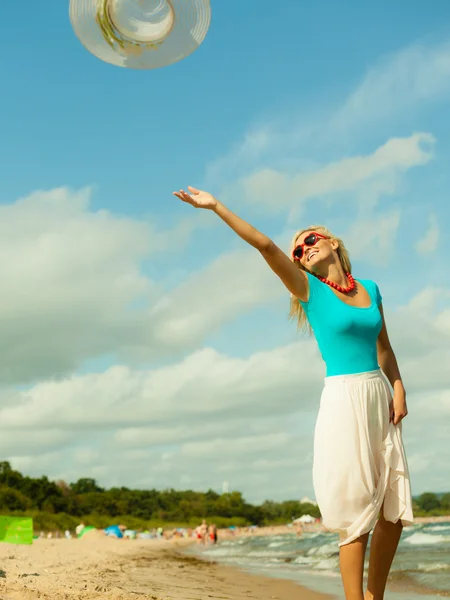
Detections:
[356, 276, 380, 290]
[299, 271, 327, 307]
[356, 277, 382, 304]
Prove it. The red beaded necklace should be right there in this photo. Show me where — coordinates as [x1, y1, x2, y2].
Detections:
[315, 272, 355, 294]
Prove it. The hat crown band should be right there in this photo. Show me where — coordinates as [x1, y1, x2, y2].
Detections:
[109, 0, 175, 44]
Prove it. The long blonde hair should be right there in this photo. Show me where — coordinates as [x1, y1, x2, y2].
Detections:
[288, 225, 352, 332]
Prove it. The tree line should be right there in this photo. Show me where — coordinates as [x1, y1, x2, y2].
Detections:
[0, 462, 448, 532]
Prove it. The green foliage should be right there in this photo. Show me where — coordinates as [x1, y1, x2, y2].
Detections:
[439, 493, 450, 511]
[0, 462, 448, 532]
[0, 462, 267, 528]
[260, 500, 321, 523]
[416, 492, 441, 512]
[0, 486, 33, 512]
[70, 478, 104, 495]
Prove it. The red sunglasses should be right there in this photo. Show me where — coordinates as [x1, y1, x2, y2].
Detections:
[292, 232, 329, 260]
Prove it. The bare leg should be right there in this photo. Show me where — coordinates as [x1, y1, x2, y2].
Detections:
[365, 513, 403, 600]
[339, 532, 369, 600]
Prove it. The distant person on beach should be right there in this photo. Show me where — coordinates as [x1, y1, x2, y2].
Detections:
[173, 187, 413, 600]
[194, 520, 208, 545]
[208, 524, 218, 545]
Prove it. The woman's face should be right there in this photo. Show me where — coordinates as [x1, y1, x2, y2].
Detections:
[294, 231, 337, 271]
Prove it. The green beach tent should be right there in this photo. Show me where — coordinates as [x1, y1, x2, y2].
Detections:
[0, 516, 33, 545]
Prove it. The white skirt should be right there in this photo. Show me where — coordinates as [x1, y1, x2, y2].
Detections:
[313, 369, 414, 546]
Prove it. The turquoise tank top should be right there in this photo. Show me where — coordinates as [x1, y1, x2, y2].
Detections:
[299, 272, 383, 377]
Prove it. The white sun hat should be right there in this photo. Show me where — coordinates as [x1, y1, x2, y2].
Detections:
[69, 0, 211, 69]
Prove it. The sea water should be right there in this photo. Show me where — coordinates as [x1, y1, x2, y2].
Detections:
[190, 522, 450, 598]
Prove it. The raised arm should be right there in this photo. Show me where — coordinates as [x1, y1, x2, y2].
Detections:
[173, 186, 308, 301]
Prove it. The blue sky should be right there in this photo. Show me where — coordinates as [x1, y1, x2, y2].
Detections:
[0, 0, 449, 503]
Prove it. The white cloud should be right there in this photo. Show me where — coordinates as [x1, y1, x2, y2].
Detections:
[386, 287, 450, 393]
[181, 432, 295, 459]
[0, 187, 284, 384]
[333, 40, 450, 131]
[2, 280, 450, 501]
[0, 342, 322, 431]
[206, 37, 450, 190]
[415, 213, 440, 254]
[0, 339, 324, 501]
[205, 127, 272, 186]
[114, 416, 290, 449]
[0, 429, 75, 456]
[0, 187, 154, 383]
[200, 37, 447, 293]
[9, 452, 64, 477]
[237, 133, 434, 211]
[343, 209, 401, 268]
[147, 250, 284, 355]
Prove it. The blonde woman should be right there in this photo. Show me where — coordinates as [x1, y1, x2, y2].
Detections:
[173, 187, 413, 600]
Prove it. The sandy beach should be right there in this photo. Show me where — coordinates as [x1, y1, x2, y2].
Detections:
[0, 535, 331, 600]
[1, 518, 449, 599]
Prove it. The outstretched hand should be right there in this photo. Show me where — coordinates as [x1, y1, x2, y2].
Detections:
[173, 186, 218, 210]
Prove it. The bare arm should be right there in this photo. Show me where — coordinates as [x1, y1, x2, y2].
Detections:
[213, 201, 308, 300]
[377, 304, 408, 424]
[174, 187, 308, 301]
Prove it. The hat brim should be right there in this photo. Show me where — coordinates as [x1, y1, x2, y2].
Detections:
[69, 0, 211, 69]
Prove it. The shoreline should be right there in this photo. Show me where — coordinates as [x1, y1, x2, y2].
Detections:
[186, 541, 450, 600]
[194, 518, 450, 600]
